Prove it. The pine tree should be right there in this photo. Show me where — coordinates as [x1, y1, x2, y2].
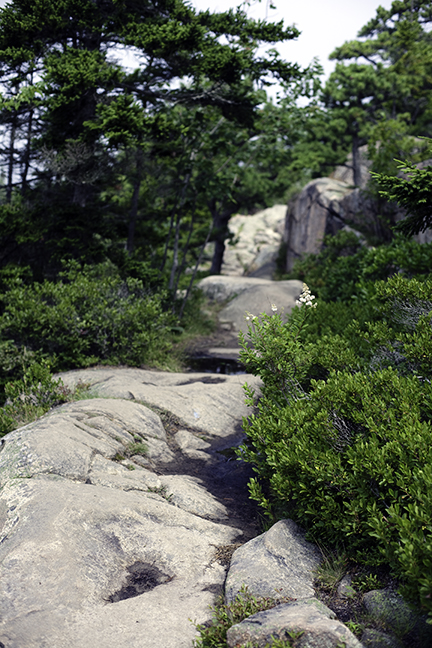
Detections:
[324, 0, 432, 182]
[0, 0, 303, 272]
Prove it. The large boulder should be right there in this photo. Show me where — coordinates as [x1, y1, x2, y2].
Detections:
[58, 367, 261, 445]
[362, 589, 432, 647]
[225, 519, 321, 604]
[226, 599, 363, 648]
[285, 150, 432, 272]
[0, 369, 263, 648]
[199, 205, 286, 279]
[224, 520, 362, 648]
[222, 204, 287, 278]
[198, 275, 303, 337]
[285, 177, 355, 271]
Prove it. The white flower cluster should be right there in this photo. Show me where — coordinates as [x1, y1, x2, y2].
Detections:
[296, 283, 317, 308]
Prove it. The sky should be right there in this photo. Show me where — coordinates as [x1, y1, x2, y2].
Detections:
[190, 0, 394, 80]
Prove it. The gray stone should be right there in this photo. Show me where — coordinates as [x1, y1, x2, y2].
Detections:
[0, 397, 170, 488]
[226, 598, 363, 648]
[87, 453, 162, 491]
[206, 346, 240, 360]
[57, 367, 261, 444]
[285, 177, 357, 272]
[6, 366, 428, 648]
[159, 474, 229, 520]
[199, 274, 282, 303]
[225, 519, 321, 604]
[175, 429, 211, 452]
[216, 278, 303, 336]
[199, 205, 286, 279]
[285, 150, 432, 273]
[363, 589, 432, 645]
[337, 575, 356, 600]
[360, 628, 404, 648]
[174, 429, 213, 461]
[0, 395, 245, 648]
[0, 477, 234, 648]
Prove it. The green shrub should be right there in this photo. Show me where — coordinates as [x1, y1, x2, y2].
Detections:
[239, 293, 381, 404]
[0, 260, 173, 373]
[0, 358, 77, 436]
[287, 231, 432, 302]
[238, 279, 432, 618]
[352, 274, 432, 378]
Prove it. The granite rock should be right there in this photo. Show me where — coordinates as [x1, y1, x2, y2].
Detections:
[225, 519, 321, 604]
[227, 598, 363, 648]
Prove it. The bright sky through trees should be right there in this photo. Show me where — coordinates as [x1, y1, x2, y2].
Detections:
[191, 0, 394, 79]
[0, 0, 394, 84]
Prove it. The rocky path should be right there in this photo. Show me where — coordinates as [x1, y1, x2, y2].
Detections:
[1, 279, 427, 647]
[0, 368, 263, 648]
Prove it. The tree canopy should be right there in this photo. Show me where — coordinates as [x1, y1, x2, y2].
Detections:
[322, 0, 432, 183]
[0, 0, 306, 279]
[0, 0, 431, 293]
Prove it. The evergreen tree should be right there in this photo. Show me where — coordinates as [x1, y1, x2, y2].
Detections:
[372, 140, 432, 237]
[0, 0, 303, 274]
[325, 0, 432, 182]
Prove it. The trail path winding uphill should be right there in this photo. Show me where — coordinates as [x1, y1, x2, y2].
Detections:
[0, 364, 369, 648]
[0, 253, 377, 648]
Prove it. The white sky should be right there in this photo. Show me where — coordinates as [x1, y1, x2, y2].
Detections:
[191, 0, 394, 79]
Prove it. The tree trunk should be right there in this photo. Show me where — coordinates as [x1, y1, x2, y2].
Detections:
[6, 110, 17, 203]
[72, 183, 89, 207]
[169, 211, 182, 291]
[210, 237, 226, 275]
[179, 216, 213, 319]
[21, 109, 33, 194]
[163, 170, 192, 284]
[208, 199, 237, 275]
[126, 149, 143, 255]
[352, 132, 361, 187]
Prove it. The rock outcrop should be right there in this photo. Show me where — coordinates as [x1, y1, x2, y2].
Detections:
[198, 275, 303, 338]
[0, 369, 261, 648]
[1, 368, 430, 647]
[225, 519, 321, 604]
[285, 148, 432, 272]
[200, 205, 286, 279]
[221, 204, 286, 278]
[285, 177, 358, 271]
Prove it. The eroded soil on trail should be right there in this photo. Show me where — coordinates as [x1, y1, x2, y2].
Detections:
[142, 404, 261, 546]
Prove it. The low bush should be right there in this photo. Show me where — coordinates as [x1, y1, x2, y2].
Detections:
[238, 279, 432, 619]
[0, 356, 90, 436]
[0, 260, 174, 376]
[286, 230, 432, 302]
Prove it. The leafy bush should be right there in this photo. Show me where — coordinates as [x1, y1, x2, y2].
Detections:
[0, 260, 173, 374]
[238, 280, 432, 619]
[0, 356, 90, 436]
[287, 230, 432, 302]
